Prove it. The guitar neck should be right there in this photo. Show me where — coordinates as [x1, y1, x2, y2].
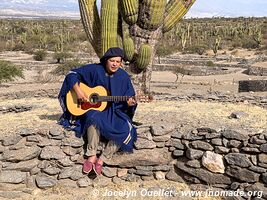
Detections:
[98, 96, 134, 102]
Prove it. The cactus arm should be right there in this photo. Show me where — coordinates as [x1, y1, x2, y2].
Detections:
[78, 0, 102, 57]
[137, 0, 166, 31]
[163, 0, 196, 33]
[123, 37, 135, 61]
[136, 44, 152, 69]
[121, 0, 139, 25]
[101, 0, 119, 55]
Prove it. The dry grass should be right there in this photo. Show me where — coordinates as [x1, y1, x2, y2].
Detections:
[1, 98, 266, 137]
[135, 100, 267, 134]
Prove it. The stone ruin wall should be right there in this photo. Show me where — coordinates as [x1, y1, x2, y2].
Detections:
[0, 124, 267, 199]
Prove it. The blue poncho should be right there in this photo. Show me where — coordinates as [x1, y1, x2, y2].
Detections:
[58, 63, 137, 152]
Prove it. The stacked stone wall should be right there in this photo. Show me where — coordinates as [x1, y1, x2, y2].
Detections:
[0, 124, 266, 199]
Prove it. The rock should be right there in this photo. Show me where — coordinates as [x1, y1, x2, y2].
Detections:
[229, 111, 248, 119]
[245, 183, 267, 199]
[172, 139, 185, 149]
[62, 146, 82, 156]
[62, 137, 84, 147]
[260, 144, 267, 152]
[40, 146, 66, 160]
[186, 148, 204, 160]
[151, 124, 176, 136]
[182, 133, 204, 140]
[154, 171, 165, 180]
[58, 165, 84, 180]
[117, 168, 128, 177]
[102, 167, 117, 178]
[57, 157, 74, 167]
[153, 165, 171, 171]
[225, 153, 252, 167]
[2, 135, 22, 146]
[165, 169, 184, 183]
[35, 175, 57, 189]
[49, 128, 63, 137]
[37, 138, 61, 147]
[228, 140, 242, 148]
[211, 138, 222, 145]
[2, 147, 41, 162]
[4, 159, 39, 172]
[202, 151, 225, 173]
[238, 80, 267, 92]
[250, 136, 266, 145]
[186, 160, 201, 168]
[214, 146, 230, 154]
[226, 166, 260, 183]
[241, 147, 260, 153]
[43, 166, 61, 175]
[171, 131, 183, 139]
[26, 135, 41, 143]
[176, 161, 231, 185]
[249, 166, 267, 173]
[112, 176, 126, 184]
[153, 135, 171, 142]
[205, 132, 222, 139]
[258, 153, 267, 164]
[0, 145, 5, 153]
[77, 177, 92, 188]
[0, 171, 26, 183]
[197, 127, 217, 133]
[222, 129, 249, 141]
[104, 148, 172, 167]
[134, 138, 156, 149]
[173, 150, 184, 157]
[191, 141, 214, 151]
[19, 128, 34, 136]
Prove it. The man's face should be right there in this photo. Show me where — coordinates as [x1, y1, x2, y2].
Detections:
[105, 57, 122, 74]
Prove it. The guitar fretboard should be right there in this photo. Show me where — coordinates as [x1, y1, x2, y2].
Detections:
[97, 96, 134, 102]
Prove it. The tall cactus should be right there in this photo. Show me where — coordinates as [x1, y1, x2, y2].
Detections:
[78, 0, 196, 92]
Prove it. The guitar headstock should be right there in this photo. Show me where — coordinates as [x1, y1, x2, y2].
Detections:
[136, 94, 153, 103]
[135, 90, 153, 103]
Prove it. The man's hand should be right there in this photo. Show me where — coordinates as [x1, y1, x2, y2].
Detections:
[73, 83, 88, 102]
[127, 97, 136, 106]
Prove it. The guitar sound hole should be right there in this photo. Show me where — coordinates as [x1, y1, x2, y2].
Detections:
[90, 94, 99, 104]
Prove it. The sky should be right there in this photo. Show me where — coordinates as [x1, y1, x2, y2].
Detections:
[187, 0, 267, 18]
[0, 0, 266, 18]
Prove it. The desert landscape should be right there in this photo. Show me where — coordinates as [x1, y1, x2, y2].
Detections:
[0, 16, 266, 200]
[0, 46, 266, 200]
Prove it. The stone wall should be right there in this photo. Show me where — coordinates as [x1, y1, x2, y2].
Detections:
[0, 124, 267, 199]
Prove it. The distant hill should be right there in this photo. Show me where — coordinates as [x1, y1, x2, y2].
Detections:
[0, 0, 80, 19]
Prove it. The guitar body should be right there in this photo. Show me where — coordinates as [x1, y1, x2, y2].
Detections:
[66, 83, 108, 116]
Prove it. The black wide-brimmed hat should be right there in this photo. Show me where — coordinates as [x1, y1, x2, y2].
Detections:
[100, 47, 125, 64]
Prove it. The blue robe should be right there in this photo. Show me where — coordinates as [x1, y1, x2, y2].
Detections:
[58, 63, 137, 152]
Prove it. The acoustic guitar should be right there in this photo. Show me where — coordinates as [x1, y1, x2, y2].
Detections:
[66, 83, 153, 116]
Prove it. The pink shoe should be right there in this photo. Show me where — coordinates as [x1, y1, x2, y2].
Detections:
[82, 160, 94, 174]
[93, 162, 103, 176]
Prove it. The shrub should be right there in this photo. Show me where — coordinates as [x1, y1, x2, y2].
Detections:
[33, 50, 47, 61]
[242, 38, 260, 49]
[52, 59, 82, 76]
[185, 44, 208, 55]
[0, 60, 24, 83]
[206, 60, 215, 67]
[53, 52, 73, 63]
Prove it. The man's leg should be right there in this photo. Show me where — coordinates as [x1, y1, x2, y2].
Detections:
[94, 140, 120, 176]
[83, 125, 99, 174]
[99, 140, 120, 162]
